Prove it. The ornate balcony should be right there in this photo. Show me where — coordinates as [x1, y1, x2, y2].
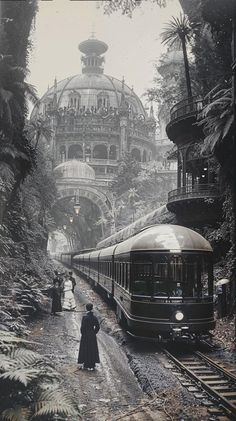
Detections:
[168, 183, 220, 205]
[167, 183, 221, 224]
[166, 96, 205, 143]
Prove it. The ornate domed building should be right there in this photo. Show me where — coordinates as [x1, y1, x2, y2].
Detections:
[32, 37, 158, 244]
[32, 37, 156, 179]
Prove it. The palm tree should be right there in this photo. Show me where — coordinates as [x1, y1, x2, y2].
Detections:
[161, 14, 194, 98]
[26, 116, 52, 149]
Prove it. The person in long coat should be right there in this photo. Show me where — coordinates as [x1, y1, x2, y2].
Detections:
[78, 303, 100, 370]
[51, 280, 62, 315]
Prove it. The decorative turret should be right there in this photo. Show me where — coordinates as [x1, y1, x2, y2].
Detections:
[78, 37, 108, 74]
[119, 77, 129, 117]
[52, 77, 57, 109]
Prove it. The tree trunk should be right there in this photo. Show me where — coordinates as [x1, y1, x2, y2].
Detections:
[181, 37, 192, 99]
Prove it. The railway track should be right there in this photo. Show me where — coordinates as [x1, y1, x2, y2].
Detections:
[163, 348, 236, 420]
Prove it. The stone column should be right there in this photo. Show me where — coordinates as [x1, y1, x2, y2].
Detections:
[120, 116, 128, 157]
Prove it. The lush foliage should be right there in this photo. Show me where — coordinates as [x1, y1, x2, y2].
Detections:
[0, 331, 79, 420]
[102, 0, 167, 17]
[109, 155, 175, 229]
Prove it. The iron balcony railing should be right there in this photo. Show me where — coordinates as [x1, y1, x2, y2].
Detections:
[169, 96, 205, 123]
[168, 183, 220, 203]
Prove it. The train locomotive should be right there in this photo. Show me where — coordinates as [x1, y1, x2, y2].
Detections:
[61, 224, 215, 339]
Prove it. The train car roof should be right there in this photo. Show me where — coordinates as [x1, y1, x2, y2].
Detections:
[99, 245, 117, 257]
[114, 224, 213, 254]
[89, 250, 101, 259]
[73, 252, 90, 259]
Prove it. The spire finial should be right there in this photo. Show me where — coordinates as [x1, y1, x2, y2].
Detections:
[121, 76, 125, 94]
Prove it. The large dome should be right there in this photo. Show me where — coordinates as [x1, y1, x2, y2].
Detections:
[54, 160, 95, 180]
[34, 74, 146, 116]
[32, 38, 147, 118]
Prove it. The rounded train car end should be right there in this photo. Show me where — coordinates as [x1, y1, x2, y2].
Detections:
[63, 225, 216, 340]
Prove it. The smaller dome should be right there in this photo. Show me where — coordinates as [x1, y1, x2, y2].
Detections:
[54, 160, 95, 180]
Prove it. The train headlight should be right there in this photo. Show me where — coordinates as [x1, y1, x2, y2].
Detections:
[175, 311, 184, 321]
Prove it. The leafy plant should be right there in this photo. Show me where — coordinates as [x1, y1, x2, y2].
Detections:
[0, 331, 79, 420]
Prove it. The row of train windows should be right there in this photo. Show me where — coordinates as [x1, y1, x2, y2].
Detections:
[133, 261, 212, 297]
[99, 261, 131, 291]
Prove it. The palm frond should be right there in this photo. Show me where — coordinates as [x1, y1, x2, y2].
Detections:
[199, 87, 233, 154]
[161, 13, 194, 46]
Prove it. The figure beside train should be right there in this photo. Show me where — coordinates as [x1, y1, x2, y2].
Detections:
[60, 224, 216, 340]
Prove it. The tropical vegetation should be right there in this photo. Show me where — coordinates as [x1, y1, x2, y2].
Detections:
[0, 1, 81, 418]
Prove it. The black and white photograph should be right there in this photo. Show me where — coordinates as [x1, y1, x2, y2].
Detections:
[0, 0, 236, 419]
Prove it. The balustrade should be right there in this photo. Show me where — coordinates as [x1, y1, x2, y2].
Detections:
[169, 96, 205, 123]
[168, 183, 220, 203]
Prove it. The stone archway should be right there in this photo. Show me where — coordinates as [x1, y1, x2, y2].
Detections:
[56, 184, 113, 236]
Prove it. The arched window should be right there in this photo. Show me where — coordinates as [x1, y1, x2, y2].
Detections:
[143, 150, 147, 162]
[131, 148, 141, 162]
[97, 92, 109, 109]
[68, 144, 83, 160]
[93, 144, 108, 159]
[60, 146, 66, 162]
[68, 91, 80, 109]
[109, 145, 117, 160]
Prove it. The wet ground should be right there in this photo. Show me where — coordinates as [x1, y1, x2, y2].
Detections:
[29, 271, 166, 420]
[29, 268, 235, 420]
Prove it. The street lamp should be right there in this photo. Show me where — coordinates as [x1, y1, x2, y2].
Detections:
[69, 216, 73, 223]
[73, 190, 81, 215]
[63, 225, 67, 230]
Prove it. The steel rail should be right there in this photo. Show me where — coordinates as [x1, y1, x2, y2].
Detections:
[163, 348, 236, 419]
[195, 351, 236, 382]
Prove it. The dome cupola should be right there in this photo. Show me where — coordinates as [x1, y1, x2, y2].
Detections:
[79, 37, 108, 74]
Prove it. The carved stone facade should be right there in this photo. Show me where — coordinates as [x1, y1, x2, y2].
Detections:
[32, 37, 176, 238]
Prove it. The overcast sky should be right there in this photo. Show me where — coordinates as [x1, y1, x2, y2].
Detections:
[28, 0, 182, 105]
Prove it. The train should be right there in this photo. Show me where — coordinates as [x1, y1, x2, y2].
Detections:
[60, 224, 216, 340]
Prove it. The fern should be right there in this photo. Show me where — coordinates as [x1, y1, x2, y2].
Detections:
[0, 352, 17, 371]
[1, 406, 32, 421]
[34, 389, 78, 418]
[9, 348, 43, 366]
[0, 367, 42, 387]
[0, 334, 80, 419]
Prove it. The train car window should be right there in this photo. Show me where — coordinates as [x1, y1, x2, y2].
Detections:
[127, 263, 130, 291]
[182, 255, 212, 298]
[152, 257, 168, 296]
[121, 263, 124, 287]
[132, 262, 151, 295]
[124, 264, 127, 289]
[114, 262, 117, 281]
[133, 280, 150, 295]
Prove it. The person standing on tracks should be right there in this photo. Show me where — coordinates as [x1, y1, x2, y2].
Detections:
[78, 303, 100, 371]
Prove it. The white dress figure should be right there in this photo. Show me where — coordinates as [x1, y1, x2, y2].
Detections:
[63, 279, 76, 310]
